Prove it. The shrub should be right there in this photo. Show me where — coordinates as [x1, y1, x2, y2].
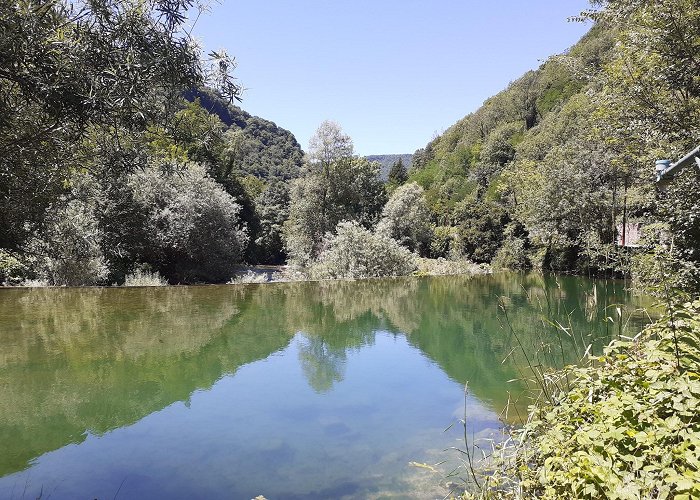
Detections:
[0, 249, 29, 285]
[415, 257, 486, 276]
[20, 279, 50, 287]
[227, 270, 269, 284]
[123, 268, 168, 287]
[477, 299, 700, 498]
[27, 199, 109, 286]
[129, 160, 248, 283]
[310, 221, 416, 279]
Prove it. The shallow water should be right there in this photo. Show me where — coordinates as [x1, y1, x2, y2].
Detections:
[0, 274, 650, 499]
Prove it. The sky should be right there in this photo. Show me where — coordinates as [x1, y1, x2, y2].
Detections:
[194, 1, 593, 156]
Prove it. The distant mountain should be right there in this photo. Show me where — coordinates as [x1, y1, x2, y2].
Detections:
[185, 88, 304, 180]
[365, 154, 413, 181]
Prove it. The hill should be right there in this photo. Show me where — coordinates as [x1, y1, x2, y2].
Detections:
[186, 88, 304, 180]
[407, 24, 629, 272]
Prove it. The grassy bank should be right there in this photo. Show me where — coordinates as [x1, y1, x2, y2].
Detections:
[462, 298, 700, 498]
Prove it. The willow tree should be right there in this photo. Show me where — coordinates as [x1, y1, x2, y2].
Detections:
[0, 0, 240, 251]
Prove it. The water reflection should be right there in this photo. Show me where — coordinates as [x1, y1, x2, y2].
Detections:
[0, 274, 650, 487]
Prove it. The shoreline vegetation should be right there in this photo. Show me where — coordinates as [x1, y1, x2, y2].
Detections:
[452, 297, 700, 499]
[1, 258, 491, 288]
[2, 2, 698, 292]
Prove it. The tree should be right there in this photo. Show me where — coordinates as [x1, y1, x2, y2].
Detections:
[453, 198, 510, 264]
[329, 157, 386, 229]
[306, 120, 354, 172]
[0, 0, 240, 251]
[284, 175, 333, 267]
[579, 0, 700, 286]
[388, 158, 409, 185]
[376, 182, 433, 254]
[480, 122, 521, 168]
[284, 123, 386, 266]
[147, 99, 227, 167]
[254, 180, 291, 264]
[304, 120, 355, 238]
[581, 0, 700, 154]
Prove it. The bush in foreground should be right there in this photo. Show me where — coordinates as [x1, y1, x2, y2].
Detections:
[474, 299, 700, 499]
[310, 221, 416, 279]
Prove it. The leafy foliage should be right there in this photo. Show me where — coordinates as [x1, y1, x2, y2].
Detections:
[406, 19, 641, 276]
[407, 2, 700, 286]
[386, 157, 409, 193]
[0, 0, 307, 284]
[253, 180, 291, 264]
[284, 122, 386, 267]
[578, 0, 700, 289]
[310, 221, 416, 279]
[123, 268, 168, 287]
[491, 224, 530, 271]
[481, 299, 700, 499]
[452, 198, 510, 264]
[26, 198, 109, 287]
[366, 154, 413, 182]
[0, 249, 29, 286]
[376, 182, 433, 254]
[187, 88, 304, 180]
[0, 0, 238, 251]
[128, 161, 248, 283]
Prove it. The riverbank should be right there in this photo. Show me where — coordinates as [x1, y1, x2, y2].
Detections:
[229, 258, 489, 284]
[460, 298, 700, 498]
[1, 258, 489, 288]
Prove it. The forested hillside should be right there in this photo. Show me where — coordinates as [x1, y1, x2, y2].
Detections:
[0, 0, 303, 285]
[1, 0, 698, 290]
[186, 89, 303, 180]
[409, 25, 619, 269]
[410, 3, 700, 290]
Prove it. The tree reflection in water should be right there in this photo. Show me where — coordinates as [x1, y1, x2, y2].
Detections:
[0, 274, 651, 479]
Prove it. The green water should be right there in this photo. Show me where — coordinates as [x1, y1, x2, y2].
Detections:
[0, 274, 650, 499]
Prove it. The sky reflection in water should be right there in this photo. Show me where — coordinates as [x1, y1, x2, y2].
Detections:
[0, 274, 650, 499]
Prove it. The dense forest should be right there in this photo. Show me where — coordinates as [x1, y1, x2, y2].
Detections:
[1, 0, 698, 292]
[409, 7, 699, 291]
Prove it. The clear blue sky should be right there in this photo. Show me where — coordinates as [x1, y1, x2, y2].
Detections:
[194, 1, 592, 156]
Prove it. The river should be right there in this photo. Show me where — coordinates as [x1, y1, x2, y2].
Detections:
[0, 274, 650, 499]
